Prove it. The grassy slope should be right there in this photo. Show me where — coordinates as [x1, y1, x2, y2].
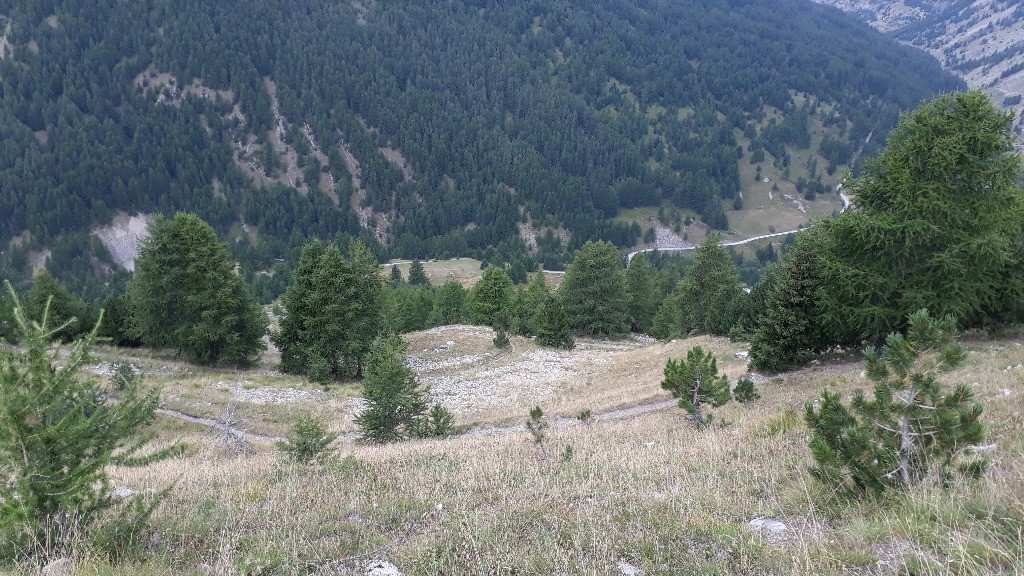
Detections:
[15, 330, 1024, 575]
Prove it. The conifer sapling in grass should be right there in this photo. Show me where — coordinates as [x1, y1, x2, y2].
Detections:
[805, 310, 987, 495]
[277, 412, 338, 463]
[733, 377, 760, 403]
[0, 284, 179, 560]
[660, 346, 732, 427]
[526, 406, 549, 460]
[355, 334, 454, 443]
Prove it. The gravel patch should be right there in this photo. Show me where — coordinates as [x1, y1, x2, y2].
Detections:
[214, 380, 321, 405]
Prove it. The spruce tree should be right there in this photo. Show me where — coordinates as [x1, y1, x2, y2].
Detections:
[276, 412, 338, 463]
[671, 235, 744, 336]
[805, 310, 986, 494]
[0, 286, 176, 559]
[127, 213, 267, 366]
[467, 266, 513, 328]
[625, 254, 659, 334]
[356, 334, 452, 443]
[750, 236, 826, 373]
[559, 241, 630, 338]
[534, 294, 574, 350]
[408, 259, 430, 286]
[428, 280, 466, 326]
[661, 346, 732, 427]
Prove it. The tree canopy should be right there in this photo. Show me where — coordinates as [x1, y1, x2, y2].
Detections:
[559, 241, 630, 338]
[127, 213, 267, 366]
[274, 239, 384, 381]
[0, 0, 963, 300]
[816, 90, 1024, 341]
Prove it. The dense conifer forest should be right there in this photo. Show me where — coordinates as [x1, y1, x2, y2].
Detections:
[0, 0, 963, 300]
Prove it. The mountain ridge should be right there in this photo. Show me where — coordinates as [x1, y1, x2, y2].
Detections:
[812, 0, 1024, 143]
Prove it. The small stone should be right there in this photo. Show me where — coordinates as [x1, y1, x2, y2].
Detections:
[617, 559, 644, 575]
[112, 486, 135, 499]
[749, 518, 787, 535]
[735, 351, 749, 360]
[42, 558, 75, 576]
[366, 560, 403, 576]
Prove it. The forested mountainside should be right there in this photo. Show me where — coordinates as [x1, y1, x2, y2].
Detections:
[813, 0, 1024, 141]
[0, 0, 962, 300]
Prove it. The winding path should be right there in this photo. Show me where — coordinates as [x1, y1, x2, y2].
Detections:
[627, 184, 853, 263]
[155, 398, 682, 445]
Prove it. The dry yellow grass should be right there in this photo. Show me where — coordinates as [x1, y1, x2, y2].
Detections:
[17, 333, 1024, 575]
[384, 259, 484, 288]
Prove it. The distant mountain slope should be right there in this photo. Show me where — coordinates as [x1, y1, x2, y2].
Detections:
[813, 0, 1024, 142]
[0, 0, 963, 298]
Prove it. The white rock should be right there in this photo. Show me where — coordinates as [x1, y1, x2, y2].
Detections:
[617, 559, 644, 575]
[366, 560, 403, 576]
[42, 558, 75, 576]
[749, 518, 787, 535]
[112, 486, 135, 499]
[734, 351, 750, 360]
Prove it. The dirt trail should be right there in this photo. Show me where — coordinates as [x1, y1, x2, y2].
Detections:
[155, 397, 680, 444]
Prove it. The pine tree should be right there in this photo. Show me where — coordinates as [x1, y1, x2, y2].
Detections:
[356, 334, 451, 443]
[559, 241, 630, 338]
[534, 294, 574, 350]
[0, 286, 177, 559]
[661, 346, 732, 427]
[805, 310, 986, 494]
[733, 377, 760, 403]
[408, 259, 430, 286]
[127, 213, 267, 366]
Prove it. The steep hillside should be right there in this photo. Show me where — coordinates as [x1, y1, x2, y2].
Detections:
[813, 0, 1024, 142]
[0, 0, 963, 299]
[57, 328, 1024, 574]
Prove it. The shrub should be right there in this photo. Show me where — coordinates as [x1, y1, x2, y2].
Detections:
[277, 412, 338, 463]
[805, 310, 986, 495]
[660, 346, 732, 427]
[733, 377, 761, 403]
